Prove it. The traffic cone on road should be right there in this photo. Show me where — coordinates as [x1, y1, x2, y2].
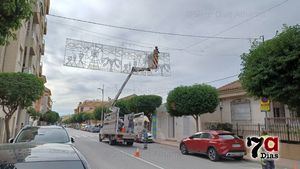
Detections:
[133, 148, 140, 158]
[294, 161, 298, 169]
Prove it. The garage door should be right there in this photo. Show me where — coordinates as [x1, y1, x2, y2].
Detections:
[231, 99, 251, 122]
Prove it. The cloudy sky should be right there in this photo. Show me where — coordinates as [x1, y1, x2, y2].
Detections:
[43, 0, 299, 115]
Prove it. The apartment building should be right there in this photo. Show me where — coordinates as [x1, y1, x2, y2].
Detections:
[0, 0, 50, 143]
[75, 100, 109, 114]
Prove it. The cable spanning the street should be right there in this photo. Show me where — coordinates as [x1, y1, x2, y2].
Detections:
[185, 0, 289, 49]
[48, 14, 254, 40]
[132, 73, 240, 95]
[204, 74, 239, 84]
[49, 20, 185, 51]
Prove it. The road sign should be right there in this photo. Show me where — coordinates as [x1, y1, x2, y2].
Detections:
[260, 97, 270, 112]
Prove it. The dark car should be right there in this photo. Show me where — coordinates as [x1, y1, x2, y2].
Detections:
[10, 125, 74, 144]
[180, 130, 246, 161]
[0, 143, 90, 169]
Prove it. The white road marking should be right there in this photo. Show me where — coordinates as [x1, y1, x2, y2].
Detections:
[108, 145, 165, 169]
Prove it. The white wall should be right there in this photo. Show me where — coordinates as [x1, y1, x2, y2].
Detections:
[156, 104, 198, 142]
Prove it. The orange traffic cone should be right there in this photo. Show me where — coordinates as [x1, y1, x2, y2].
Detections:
[294, 161, 298, 169]
[133, 148, 140, 158]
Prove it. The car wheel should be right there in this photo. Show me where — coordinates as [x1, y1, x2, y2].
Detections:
[208, 147, 219, 161]
[180, 144, 189, 155]
[235, 156, 243, 161]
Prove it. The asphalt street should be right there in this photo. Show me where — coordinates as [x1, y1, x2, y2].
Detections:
[67, 128, 286, 169]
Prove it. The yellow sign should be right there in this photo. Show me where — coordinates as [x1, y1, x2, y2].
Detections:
[260, 97, 270, 112]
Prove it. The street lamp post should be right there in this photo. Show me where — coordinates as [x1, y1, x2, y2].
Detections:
[98, 85, 104, 126]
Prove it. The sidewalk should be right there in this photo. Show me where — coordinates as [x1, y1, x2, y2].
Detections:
[155, 139, 300, 169]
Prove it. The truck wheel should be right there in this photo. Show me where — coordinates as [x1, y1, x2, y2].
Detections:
[126, 142, 134, 146]
[108, 138, 116, 145]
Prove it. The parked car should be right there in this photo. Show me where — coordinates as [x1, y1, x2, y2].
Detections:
[10, 125, 75, 144]
[0, 143, 90, 169]
[180, 130, 246, 161]
[136, 132, 154, 143]
[85, 125, 93, 132]
[90, 125, 100, 133]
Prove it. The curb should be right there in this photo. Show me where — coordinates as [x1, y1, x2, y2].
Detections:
[155, 140, 179, 148]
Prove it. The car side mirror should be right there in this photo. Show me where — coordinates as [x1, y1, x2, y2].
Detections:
[9, 138, 14, 143]
[71, 137, 75, 143]
[189, 136, 194, 139]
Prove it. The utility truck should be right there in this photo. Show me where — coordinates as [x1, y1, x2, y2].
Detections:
[99, 47, 159, 146]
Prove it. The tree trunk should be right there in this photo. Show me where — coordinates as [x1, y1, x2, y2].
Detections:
[147, 113, 153, 131]
[4, 117, 10, 143]
[192, 115, 199, 132]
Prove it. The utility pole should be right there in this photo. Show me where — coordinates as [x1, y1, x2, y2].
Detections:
[98, 85, 104, 126]
[260, 35, 265, 43]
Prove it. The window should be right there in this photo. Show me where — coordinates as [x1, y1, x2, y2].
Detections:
[231, 99, 251, 121]
[192, 134, 201, 138]
[200, 133, 211, 139]
[218, 134, 237, 140]
[12, 161, 85, 169]
[16, 128, 70, 143]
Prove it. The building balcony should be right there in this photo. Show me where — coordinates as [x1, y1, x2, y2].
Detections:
[27, 35, 38, 56]
[43, 19, 47, 35]
[33, 4, 41, 24]
[41, 40, 45, 55]
[22, 66, 34, 74]
[39, 63, 43, 76]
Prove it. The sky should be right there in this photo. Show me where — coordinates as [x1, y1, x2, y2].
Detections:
[42, 0, 300, 116]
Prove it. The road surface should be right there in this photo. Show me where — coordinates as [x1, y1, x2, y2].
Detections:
[67, 128, 284, 169]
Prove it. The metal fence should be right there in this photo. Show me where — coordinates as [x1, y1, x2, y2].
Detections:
[0, 118, 4, 143]
[205, 118, 300, 144]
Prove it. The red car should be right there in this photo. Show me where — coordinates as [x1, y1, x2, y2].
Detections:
[180, 130, 246, 161]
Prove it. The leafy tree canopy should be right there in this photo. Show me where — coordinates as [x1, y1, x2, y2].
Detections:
[82, 112, 94, 121]
[239, 25, 300, 115]
[166, 84, 219, 131]
[0, 72, 44, 142]
[0, 72, 44, 115]
[128, 95, 162, 118]
[26, 107, 41, 121]
[0, 0, 34, 45]
[93, 106, 107, 120]
[115, 99, 130, 116]
[41, 110, 60, 124]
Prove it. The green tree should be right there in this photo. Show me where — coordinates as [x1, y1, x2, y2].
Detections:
[41, 110, 60, 124]
[115, 99, 130, 116]
[26, 107, 41, 121]
[0, 0, 34, 45]
[128, 95, 162, 123]
[93, 106, 107, 121]
[82, 112, 94, 124]
[73, 113, 85, 123]
[0, 72, 44, 142]
[239, 25, 300, 116]
[167, 84, 219, 131]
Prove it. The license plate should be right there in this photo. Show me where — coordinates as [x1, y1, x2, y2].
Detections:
[232, 144, 241, 147]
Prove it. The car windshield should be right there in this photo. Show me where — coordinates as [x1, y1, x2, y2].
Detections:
[15, 128, 70, 143]
[218, 134, 237, 140]
[0, 161, 84, 169]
